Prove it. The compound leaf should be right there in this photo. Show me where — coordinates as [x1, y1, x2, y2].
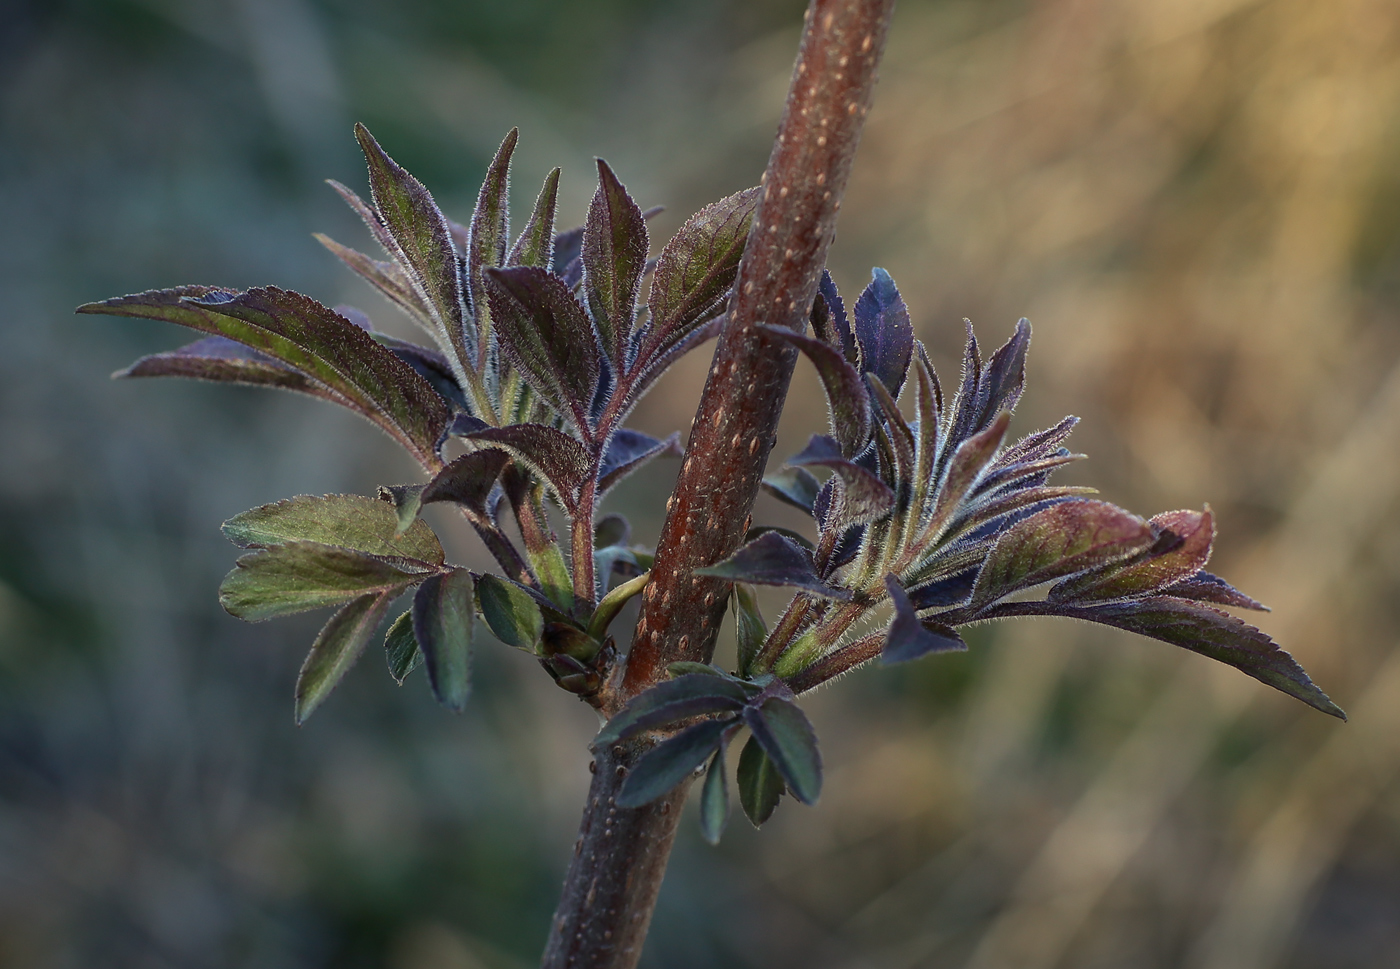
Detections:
[413, 568, 474, 711]
[294, 590, 394, 724]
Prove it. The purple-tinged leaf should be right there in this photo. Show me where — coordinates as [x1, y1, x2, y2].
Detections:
[882, 575, 967, 663]
[413, 568, 475, 712]
[466, 128, 518, 329]
[949, 485, 1099, 539]
[583, 160, 649, 368]
[976, 450, 1086, 495]
[219, 542, 429, 622]
[294, 589, 394, 724]
[762, 467, 822, 514]
[384, 609, 421, 684]
[922, 411, 1011, 543]
[974, 318, 1031, 429]
[507, 167, 560, 269]
[696, 531, 852, 600]
[461, 423, 591, 513]
[617, 717, 734, 809]
[853, 268, 913, 399]
[1164, 571, 1268, 611]
[911, 349, 942, 498]
[82, 286, 450, 466]
[476, 573, 544, 651]
[733, 583, 767, 675]
[353, 125, 470, 371]
[551, 225, 584, 277]
[1022, 597, 1344, 719]
[743, 698, 821, 805]
[997, 415, 1080, 467]
[314, 233, 436, 327]
[828, 524, 865, 571]
[420, 448, 510, 516]
[745, 527, 814, 552]
[223, 493, 444, 566]
[595, 673, 752, 747]
[115, 335, 345, 401]
[598, 691, 745, 748]
[789, 435, 896, 526]
[818, 270, 857, 365]
[599, 429, 681, 493]
[485, 266, 600, 434]
[699, 746, 731, 845]
[595, 513, 631, 550]
[946, 321, 983, 444]
[737, 734, 784, 826]
[643, 186, 761, 366]
[1052, 507, 1215, 603]
[908, 568, 978, 609]
[371, 332, 470, 412]
[759, 324, 871, 457]
[971, 499, 1155, 609]
[632, 314, 727, 395]
[868, 377, 915, 486]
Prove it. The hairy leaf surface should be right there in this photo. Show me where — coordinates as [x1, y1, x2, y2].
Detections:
[294, 590, 394, 723]
[223, 493, 444, 566]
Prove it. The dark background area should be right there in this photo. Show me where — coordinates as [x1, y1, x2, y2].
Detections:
[3, 1, 1400, 966]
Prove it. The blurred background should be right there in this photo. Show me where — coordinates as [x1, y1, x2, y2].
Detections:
[3, 0, 1399, 966]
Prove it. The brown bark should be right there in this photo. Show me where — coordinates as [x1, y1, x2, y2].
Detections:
[539, 3, 894, 966]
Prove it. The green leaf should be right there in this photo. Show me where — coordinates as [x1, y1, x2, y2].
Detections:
[384, 609, 421, 683]
[743, 698, 822, 805]
[733, 583, 767, 676]
[413, 568, 474, 712]
[1052, 507, 1216, 603]
[462, 423, 592, 513]
[699, 747, 730, 846]
[737, 734, 784, 827]
[294, 590, 394, 724]
[314, 233, 435, 330]
[80, 286, 450, 466]
[115, 335, 351, 403]
[466, 128, 519, 338]
[223, 494, 444, 566]
[616, 718, 731, 809]
[594, 673, 751, 747]
[583, 159, 649, 368]
[971, 499, 1155, 609]
[508, 168, 561, 269]
[588, 570, 650, 639]
[476, 573, 544, 651]
[219, 542, 429, 621]
[760, 325, 872, 458]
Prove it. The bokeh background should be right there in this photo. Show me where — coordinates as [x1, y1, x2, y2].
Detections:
[4, 0, 1400, 966]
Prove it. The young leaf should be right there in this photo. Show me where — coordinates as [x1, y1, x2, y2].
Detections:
[476, 573, 545, 651]
[461, 424, 592, 513]
[353, 124, 468, 369]
[881, 576, 967, 663]
[81, 287, 450, 466]
[508, 167, 561, 269]
[1036, 597, 1345, 720]
[294, 590, 394, 724]
[413, 568, 474, 711]
[737, 734, 784, 826]
[997, 415, 1080, 467]
[970, 499, 1155, 608]
[595, 673, 751, 747]
[420, 449, 511, 517]
[974, 318, 1031, 429]
[761, 466, 822, 514]
[1052, 507, 1215, 603]
[599, 429, 681, 493]
[583, 159, 649, 367]
[853, 268, 913, 399]
[643, 186, 761, 366]
[696, 531, 852, 600]
[466, 128, 518, 327]
[921, 411, 1011, 542]
[743, 698, 822, 805]
[616, 718, 733, 809]
[733, 583, 768, 675]
[908, 568, 979, 610]
[384, 608, 421, 683]
[314, 234, 434, 328]
[219, 542, 429, 621]
[699, 747, 731, 845]
[223, 493, 445, 566]
[787, 435, 896, 525]
[759, 324, 872, 457]
[115, 335, 348, 403]
[588, 570, 650, 638]
[551, 225, 584, 278]
[1163, 571, 1268, 611]
[484, 266, 600, 433]
[818, 270, 857, 365]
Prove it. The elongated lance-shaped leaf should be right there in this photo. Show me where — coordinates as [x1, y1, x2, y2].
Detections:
[314, 233, 435, 330]
[733, 583, 767, 676]
[551, 225, 584, 277]
[759, 324, 871, 457]
[975, 450, 1086, 496]
[219, 542, 431, 621]
[697, 531, 852, 600]
[973, 318, 1031, 430]
[947, 485, 1100, 541]
[353, 124, 470, 374]
[919, 410, 1010, 546]
[599, 429, 681, 493]
[818, 270, 857, 365]
[1163, 571, 1268, 611]
[223, 493, 444, 566]
[413, 568, 474, 711]
[970, 499, 1154, 609]
[588, 570, 650, 638]
[508, 168, 560, 269]
[384, 609, 421, 683]
[737, 735, 784, 826]
[294, 590, 394, 724]
[1007, 597, 1345, 720]
[946, 321, 983, 445]
[743, 698, 822, 805]
[788, 435, 895, 526]
[616, 718, 734, 808]
[595, 673, 753, 747]
[485, 266, 600, 435]
[1052, 507, 1215, 603]
[699, 746, 731, 845]
[911, 349, 943, 500]
[81, 286, 450, 466]
[997, 415, 1080, 467]
[583, 159, 649, 368]
[882, 575, 967, 663]
[475, 573, 545, 651]
[643, 186, 761, 369]
[853, 268, 913, 399]
[115, 335, 358, 407]
[868, 376, 915, 491]
[762, 466, 822, 514]
[466, 128, 518, 349]
[464, 423, 592, 513]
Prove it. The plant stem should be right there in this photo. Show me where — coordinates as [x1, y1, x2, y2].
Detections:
[539, 3, 894, 967]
